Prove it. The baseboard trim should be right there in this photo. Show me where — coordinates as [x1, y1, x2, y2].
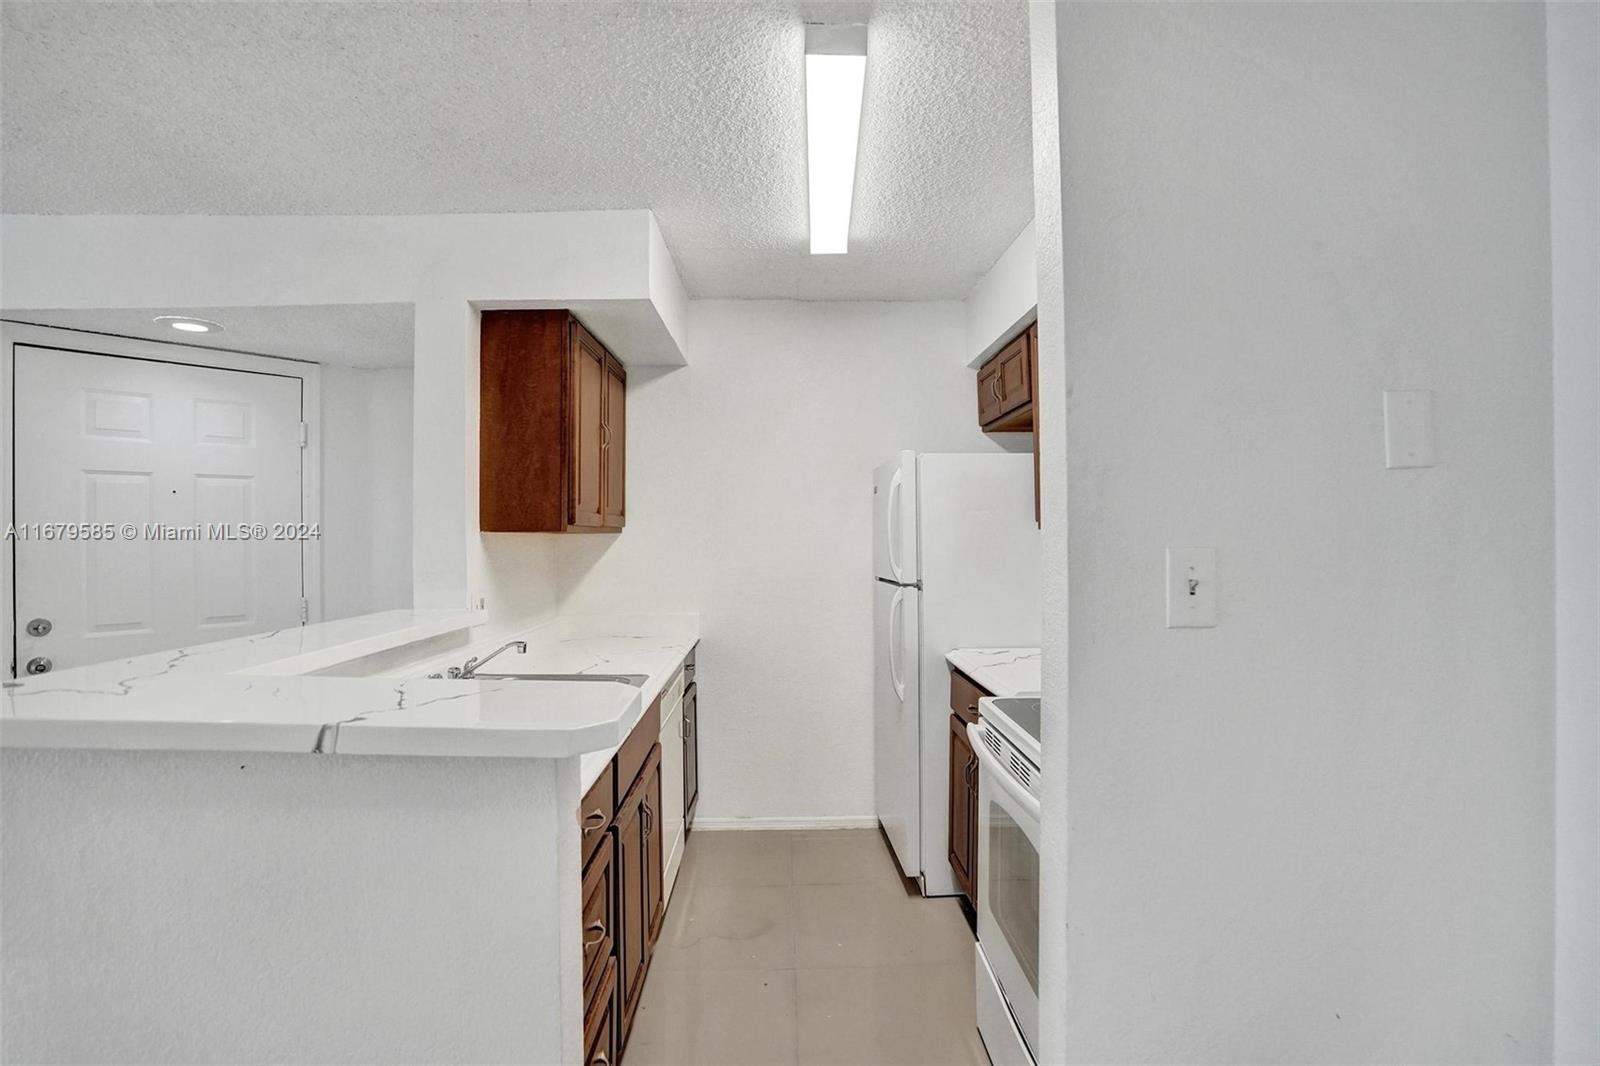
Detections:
[691, 815, 878, 832]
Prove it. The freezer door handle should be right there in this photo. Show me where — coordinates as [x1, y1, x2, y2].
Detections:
[886, 468, 905, 583]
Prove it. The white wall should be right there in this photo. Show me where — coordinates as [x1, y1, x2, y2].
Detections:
[1040, 4, 1556, 1062]
[1, 747, 582, 1064]
[0, 210, 688, 615]
[1026, 2, 1071, 1060]
[1548, 3, 1600, 1062]
[965, 220, 1037, 366]
[542, 300, 1010, 825]
[321, 365, 414, 621]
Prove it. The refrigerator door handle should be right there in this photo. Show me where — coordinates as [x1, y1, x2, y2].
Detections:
[888, 587, 907, 700]
[886, 468, 904, 583]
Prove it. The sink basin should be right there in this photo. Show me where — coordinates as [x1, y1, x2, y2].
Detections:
[470, 672, 650, 688]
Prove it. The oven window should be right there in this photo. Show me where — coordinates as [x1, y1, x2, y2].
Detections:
[985, 797, 1040, 993]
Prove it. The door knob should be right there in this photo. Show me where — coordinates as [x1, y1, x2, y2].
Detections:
[25, 618, 51, 638]
[25, 657, 52, 675]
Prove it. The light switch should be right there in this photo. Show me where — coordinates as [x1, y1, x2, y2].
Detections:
[1166, 547, 1217, 628]
[1383, 390, 1435, 469]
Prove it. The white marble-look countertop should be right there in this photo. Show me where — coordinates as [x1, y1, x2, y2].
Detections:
[0, 610, 702, 761]
[945, 647, 1042, 698]
[401, 615, 698, 790]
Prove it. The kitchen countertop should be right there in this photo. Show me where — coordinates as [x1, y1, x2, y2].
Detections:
[945, 647, 1041, 697]
[0, 609, 698, 760]
[402, 617, 698, 791]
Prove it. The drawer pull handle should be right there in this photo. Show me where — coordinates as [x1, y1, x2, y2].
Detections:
[583, 922, 606, 948]
[592, 1054, 610, 1066]
[583, 809, 607, 828]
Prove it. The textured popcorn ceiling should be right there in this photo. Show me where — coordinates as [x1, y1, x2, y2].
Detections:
[0, 1, 1033, 301]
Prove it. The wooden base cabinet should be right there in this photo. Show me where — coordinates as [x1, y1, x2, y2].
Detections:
[948, 713, 979, 903]
[948, 668, 992, 907]
[585, 957, 618, 1066]
[577, 653, 698, 1065]
[617, 744, 664, 1043]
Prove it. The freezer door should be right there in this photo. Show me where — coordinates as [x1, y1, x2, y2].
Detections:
[872, 451, 920, 584]
[873, 579, 922, 880]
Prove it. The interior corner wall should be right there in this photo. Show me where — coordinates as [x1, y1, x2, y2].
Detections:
[321, 365, 414, 621]
[1051, 4, 1555, 1062]
[553, 300, 1013, 825]
[1548, 2, 1600, 1062]
[1026, 0, 1070, 1060]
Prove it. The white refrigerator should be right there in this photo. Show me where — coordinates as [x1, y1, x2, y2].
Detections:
[873, 450, 1041, 897]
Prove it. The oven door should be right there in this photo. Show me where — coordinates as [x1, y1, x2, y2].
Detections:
[970, 723, 1041, 1057]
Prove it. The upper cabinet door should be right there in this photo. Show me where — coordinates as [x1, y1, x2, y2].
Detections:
[977, 360, 1004, 426]
[603, 356, 626, 528]
[996, 334, 1032, 418]
[569, 323, 608, 529]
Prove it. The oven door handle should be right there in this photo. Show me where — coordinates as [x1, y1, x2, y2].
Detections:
[968, 723, 1041, 825]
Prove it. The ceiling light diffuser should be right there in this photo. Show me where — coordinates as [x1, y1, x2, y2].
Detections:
[153, 315, 223, 334]
[804, 23, 867, 256]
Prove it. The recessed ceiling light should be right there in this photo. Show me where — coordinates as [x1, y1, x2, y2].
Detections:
[804, 23, 868, 256]
[153, 315, 223, 334]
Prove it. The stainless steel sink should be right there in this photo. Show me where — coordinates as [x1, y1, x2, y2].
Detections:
[469, 672, 649, 687]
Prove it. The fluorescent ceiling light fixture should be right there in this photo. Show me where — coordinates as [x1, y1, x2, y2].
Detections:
[804, 23, 867, 255]
[153, 315, 223, 334]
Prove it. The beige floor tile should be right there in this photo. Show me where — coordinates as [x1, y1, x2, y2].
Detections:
[677, 830, 794, 888]
[626, 967, 799, 1066]
[654, 882, 796, 970]
[790, 829, 908, 886]
[794, 962, 989, 1066]
[793, 881, 974, 969]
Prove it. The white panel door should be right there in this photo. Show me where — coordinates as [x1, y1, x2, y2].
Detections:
[874, 578, 922, 881]
[13, 346, 305, 673]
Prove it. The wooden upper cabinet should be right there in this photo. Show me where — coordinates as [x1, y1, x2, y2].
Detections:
[603, 355, 626, 528]
[480, 310, 626, 533]
[975, 326, 1035, 433]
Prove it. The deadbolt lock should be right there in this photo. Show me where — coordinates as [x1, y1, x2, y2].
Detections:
[25, 618, 52, 638]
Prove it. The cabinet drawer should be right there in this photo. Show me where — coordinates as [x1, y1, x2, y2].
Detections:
[581, 836, 615, 1001]
[584, 956, 618, 1066]
[950, 668, 989, 725]
[580, 761, 615, 869]
[615, 695, 661, 798]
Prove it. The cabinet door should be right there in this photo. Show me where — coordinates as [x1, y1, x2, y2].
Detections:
[602, 356, 626, 528]
[682, 681, 699, 829]
[977, 359, 1004, 426]
[616, 779, 648, 1040]
[617, 744, 663, 1043]
[644, 752, 665, 947]
[997, 334, 1032, 418]
[569, 324, 608, 529]
[948, 713, 978, 902]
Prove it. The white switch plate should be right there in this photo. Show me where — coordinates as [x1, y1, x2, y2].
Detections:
[1383, 389, 1435, 469]
[1166, 547, 1217, 628]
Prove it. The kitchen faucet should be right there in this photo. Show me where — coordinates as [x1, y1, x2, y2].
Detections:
[454, 640, 527, 679]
